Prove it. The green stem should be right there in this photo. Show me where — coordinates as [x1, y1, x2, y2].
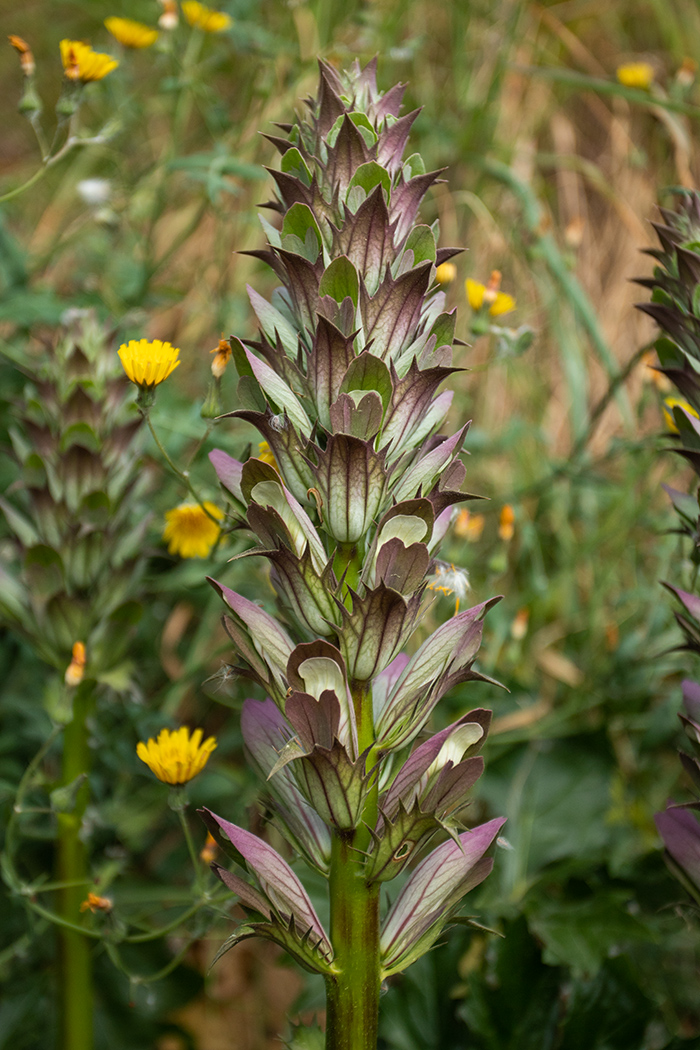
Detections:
[325, 830, 381, 1050]
[325, 682, 381, 1050]
[144, 413, 220, 523]
[57, 681, 95, 1050]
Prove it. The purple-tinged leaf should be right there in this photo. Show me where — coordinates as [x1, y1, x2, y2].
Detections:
[287, 640, 358, 756]
[663, 582, 700, 624]
[655, 805, 700, 890]
[374, 538, 430, 595]
[390, 170, 445, 245]
[339, 582, 421, 682]
[376, 108, 422, 175]
[201, 809, 332, 955]
[381, 360, 458, 457]
[286, 690, 341, 752]
[361, 262, 433, 362]
[382, 712, 489, 818]
[293, 739, 371, 830]
[335, 185, 394, 296]
[392, 425, 468, 504]
[329, 390, 384, 441]
[210, 863, 272, 917]
[338, 351, 393, 413]
[372, 653, 410, 723]
[310, 434, 387, 543]
[371, 81, 406, 122]
[275, 248, 323, 333]
[683, 679, 700, 723]
[243, 348, 311, 437]
[208, 580, 294, 694]
[247, 286, 299, 358]
[235, 409, 315, 506]
[380, 817, 506, 973]
[266, 545, 339, 638]
[209, 449, 244, 505]
[307, 315, 356, 430]
[316, 61, 346, 137]
[326, 115, 371, 197]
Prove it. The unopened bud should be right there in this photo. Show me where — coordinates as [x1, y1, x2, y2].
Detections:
[201, 378, 222, 419]
[158, 0, 179, 29]
[210, 337, 232, 378]
[18, 82, 42, 114]
[80, 892, 113, 914]
[200, 832, 218, 863]
[510, 608, 529, 640]
[498, 504, 515, 542]
[64, 641, 86, 686]
[8, 35, 35, 76]
[483, 270, 502, 305]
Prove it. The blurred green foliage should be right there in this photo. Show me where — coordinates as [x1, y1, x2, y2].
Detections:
[2, 0, 700, 1047]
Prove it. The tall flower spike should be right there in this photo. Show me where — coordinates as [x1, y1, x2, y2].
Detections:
[203, 60, 503, 1047]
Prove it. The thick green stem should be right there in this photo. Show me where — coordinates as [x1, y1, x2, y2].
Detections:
[325, 679, 381, 1050]
[56, 682, 94, 1050]
[326, 830, 381, 1050]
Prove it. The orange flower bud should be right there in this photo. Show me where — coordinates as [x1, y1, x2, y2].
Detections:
[65, 641, 86, 687]
[210, 337, 232, 378]
[498, 504, 515, 542]
[80, 892, 113, 913]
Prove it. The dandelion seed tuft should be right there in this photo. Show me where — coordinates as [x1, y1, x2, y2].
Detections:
[136, 726, 217, 785]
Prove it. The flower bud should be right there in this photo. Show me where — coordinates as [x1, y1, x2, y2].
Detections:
[64, 641, 86, 686]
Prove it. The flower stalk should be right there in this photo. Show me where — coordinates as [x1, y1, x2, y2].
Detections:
[57, 680, 95, 1050]
[178, 59, 507, 1047]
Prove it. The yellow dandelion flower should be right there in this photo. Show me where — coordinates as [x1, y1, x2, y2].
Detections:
[453, 508, 485, 542]
[136, 726, 217, 785]
[80, 892, 113, 913]
[182, 1, 232, 32]
[104, 17, 159, 49]
[466, 278, 485, 311]
[257, 440, 279, 469]
[118, 338, 181, 389]
[60, 39, 118, 82]
[64, 641, 86, 687]
[163, 502, 224, 558]
[489, 291, 515, 316]
[499, 504, 515, 542]
[466, 271, 515, 316]
[210, 337, 232, 378]
[663, 396, 700, 433]
[616, 62, 654, 90]
[436, 261, 457, 285]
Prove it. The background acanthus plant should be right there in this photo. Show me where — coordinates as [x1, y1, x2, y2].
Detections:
[200, 59, 504, 1048]
[636, 194, 700, 904]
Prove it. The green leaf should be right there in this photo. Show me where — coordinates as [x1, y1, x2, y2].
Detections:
[281, 146, 312, 186]
[404, 152, 426, 179]
[319, 256, 359, 308]
[282, 203, 322, 261]
[348, 161, 391, 199]
[339, 352, 392, 413]
[404, 225, 437, 266]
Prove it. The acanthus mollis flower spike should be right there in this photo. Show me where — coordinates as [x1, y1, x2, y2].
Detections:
[199, 808, 334, 974]
[379, 816, 506, 976]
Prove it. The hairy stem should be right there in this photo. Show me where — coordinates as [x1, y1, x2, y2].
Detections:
[57, 681, 94, 1050]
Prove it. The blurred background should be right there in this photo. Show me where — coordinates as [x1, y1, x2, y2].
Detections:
[1, 1, 700, 1048]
